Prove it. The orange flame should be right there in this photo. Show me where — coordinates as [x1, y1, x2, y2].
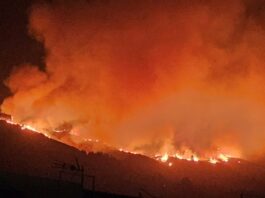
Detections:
[209, 158, 218, 164]
[218, 154, 229, 162]
[1, 114, 236, 167]
[160, 153, 169, 162]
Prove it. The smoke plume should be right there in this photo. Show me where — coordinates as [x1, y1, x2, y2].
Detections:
[1, 0, 265, 158]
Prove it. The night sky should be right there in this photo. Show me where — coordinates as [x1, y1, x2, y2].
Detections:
[0, 0, 44, 103]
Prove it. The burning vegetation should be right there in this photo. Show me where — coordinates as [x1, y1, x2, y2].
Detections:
[1, 0, 265, 164]
[0, 112, 236, 166]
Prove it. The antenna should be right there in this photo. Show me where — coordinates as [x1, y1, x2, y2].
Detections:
[52, 157, 95, 198]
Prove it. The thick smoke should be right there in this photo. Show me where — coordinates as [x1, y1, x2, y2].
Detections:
[1, 0, 265, 158]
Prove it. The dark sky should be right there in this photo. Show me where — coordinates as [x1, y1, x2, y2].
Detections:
[0, 0, 44, 103]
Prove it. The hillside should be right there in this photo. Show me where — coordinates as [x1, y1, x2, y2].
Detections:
[1, 120, 265, 198]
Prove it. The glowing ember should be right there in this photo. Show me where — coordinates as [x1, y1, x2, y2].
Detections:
[168, 162, 173, 167]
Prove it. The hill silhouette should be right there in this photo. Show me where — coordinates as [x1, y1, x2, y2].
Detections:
[1, 120, 265, 198]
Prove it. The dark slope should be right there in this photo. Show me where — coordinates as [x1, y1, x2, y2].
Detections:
[1, 120, 265, 198]
[0, 120, 170, 197]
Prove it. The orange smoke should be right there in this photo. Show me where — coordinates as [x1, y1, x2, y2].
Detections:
[1, 0, 265, 159]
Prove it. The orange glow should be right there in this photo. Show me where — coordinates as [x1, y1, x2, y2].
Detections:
[21, 125, 39, 133]
[0, 115, 242, 167]
[0, 116, 51, 138]
[156, 150, 235, 166]
[1, 1, 265, 162]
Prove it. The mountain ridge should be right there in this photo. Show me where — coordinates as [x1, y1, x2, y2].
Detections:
[1, 120, 265, 198]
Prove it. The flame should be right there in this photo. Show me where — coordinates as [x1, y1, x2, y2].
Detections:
[160, 153, 169, 162]
[21, 125, 39, 132]
[156, 150, 234, 166]
[175, 153, 183, 160]
[209, 158, 218, 164]
[218, 154, 229, 162]
[1, 0, 265, 168]
[1, 114, 236, 167]
[6, 120, 16, 125]
[0, 115, 50, 138]
[192, 155, 199, 162]
[173, 151, 200, 162]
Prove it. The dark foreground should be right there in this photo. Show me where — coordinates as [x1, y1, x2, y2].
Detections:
[0, 172, 139, 198]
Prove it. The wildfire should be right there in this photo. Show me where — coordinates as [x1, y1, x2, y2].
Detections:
[21, 125, 39, 133]
[156, 151, 232, 166]
[209, 158, 218, 164]
[0, 113, 50, 138]
[160, 153, 169, 162]
[193, 155, 200, 162]
[118, 148, 139, 155]
[1, 113, 235, 167]
[175, 153, 183, 160]
[218, 154, 229, 162]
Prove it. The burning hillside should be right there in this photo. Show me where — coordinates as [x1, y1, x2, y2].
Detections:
[0, 112, 236, 167]
[1, 119, 265, 197]
[1, 0, 265, 165]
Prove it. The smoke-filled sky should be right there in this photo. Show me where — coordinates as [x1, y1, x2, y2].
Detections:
[1, 0, 265, 159]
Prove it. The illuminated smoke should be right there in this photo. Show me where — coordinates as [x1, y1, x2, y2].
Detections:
[1, 0, 265, 159]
